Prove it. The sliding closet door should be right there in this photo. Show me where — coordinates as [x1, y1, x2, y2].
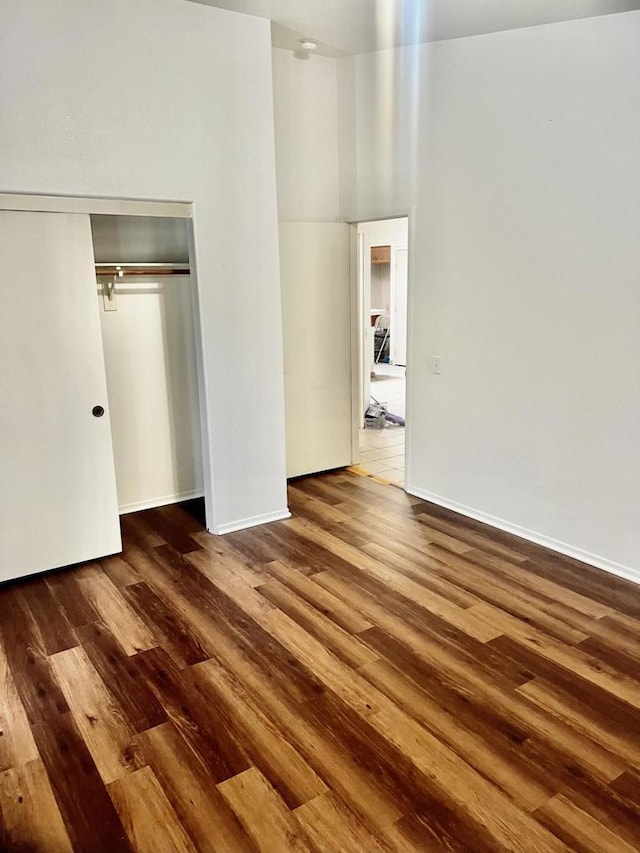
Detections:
[0, 210, 121, 582]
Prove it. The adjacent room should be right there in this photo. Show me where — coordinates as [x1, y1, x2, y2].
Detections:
[358, 217, 408, 487]
[1, 0, 639, 850]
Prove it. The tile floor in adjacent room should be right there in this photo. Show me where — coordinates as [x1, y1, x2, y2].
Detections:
[358, 364, 406, 487]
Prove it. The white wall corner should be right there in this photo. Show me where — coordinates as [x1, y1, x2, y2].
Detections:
[212, 508, 292, 536]
[405, 484, 640, 588]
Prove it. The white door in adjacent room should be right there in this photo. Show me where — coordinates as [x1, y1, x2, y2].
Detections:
[0, 210, 121, 582]
[391, 247, 408, 367]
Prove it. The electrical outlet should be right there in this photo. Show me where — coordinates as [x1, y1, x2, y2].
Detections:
[432, 356, 442, 375]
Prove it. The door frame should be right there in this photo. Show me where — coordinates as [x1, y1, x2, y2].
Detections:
[0, 192, 214, 531]
[390, 246, 408, 367]
[349, 211, 414, 487]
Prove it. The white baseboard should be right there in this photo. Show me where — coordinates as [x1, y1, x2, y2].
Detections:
[119, 489, 204, 515]
[405, 484, 640, 587]
[214, 508, 292, 536]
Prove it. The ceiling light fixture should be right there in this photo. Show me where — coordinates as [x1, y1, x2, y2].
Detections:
[299, 39, 318, 51]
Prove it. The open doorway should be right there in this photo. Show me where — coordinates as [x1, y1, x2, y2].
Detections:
[355, 217, 409, 487]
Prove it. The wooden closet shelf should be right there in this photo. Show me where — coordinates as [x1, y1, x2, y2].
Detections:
[95, 264, 190, 277]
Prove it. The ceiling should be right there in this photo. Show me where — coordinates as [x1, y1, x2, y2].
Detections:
[187, 0, 640, 57]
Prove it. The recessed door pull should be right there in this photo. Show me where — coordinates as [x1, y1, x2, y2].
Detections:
[92, 405, 105, 418]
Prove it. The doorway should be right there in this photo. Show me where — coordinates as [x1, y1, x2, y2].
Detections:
[355, 217, 409, 488]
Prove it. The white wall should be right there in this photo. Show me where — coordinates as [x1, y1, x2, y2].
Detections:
[0, 0, 289, 533]
[360, 219, 409, 257]
[273, 48, 354, 476]
[370, 265, 390, 313]
[97, 275, 203, 514]
[343, 12, 640, 577]
[272, 49, 341, 222]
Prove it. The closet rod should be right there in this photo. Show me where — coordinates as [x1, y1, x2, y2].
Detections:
[95, 263, 190, 277]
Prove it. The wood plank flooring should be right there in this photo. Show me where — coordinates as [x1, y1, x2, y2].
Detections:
[1, 469, 640, 851]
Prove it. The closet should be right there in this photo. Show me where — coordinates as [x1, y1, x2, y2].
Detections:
[0, 207, 203, 584]
[91, 214, 203, 515]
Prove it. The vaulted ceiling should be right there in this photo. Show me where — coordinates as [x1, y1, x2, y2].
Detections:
[187, 0, 640, 56]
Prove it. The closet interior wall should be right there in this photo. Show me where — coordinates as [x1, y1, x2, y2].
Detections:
[90, 214, 204, 514]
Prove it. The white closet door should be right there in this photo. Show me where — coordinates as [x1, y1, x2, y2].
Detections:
[280, 222, 352, 478]
[0, 210, 121, 582]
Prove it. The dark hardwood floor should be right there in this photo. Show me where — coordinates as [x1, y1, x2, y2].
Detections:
[1, 469, 640, 851]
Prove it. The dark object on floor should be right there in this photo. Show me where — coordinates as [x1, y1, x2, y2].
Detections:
[365, 400, 387, 429]
[385, 411, 405, 426]
[368, 395, 405, 428]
